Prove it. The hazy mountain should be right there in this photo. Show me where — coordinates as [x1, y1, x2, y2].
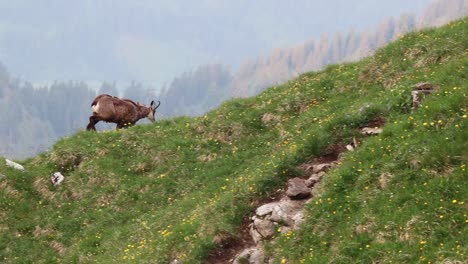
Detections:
[230, 0, 467, 97]
[0, 0, 432, 88]
[161, 0, 467, 110]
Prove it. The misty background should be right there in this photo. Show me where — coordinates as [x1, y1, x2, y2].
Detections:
[0, 0, 466, 158]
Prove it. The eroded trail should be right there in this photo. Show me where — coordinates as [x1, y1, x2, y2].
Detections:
[204, 122, 384, 264]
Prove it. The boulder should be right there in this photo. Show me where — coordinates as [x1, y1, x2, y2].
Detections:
[286, 178, 311, 199]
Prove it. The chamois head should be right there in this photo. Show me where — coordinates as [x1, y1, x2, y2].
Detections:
[147, 100, 161, 122]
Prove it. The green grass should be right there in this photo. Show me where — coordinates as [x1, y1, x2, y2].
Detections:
[0, 18, 467, 263]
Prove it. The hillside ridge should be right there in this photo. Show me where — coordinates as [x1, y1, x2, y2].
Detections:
[0, 18, 467, 263]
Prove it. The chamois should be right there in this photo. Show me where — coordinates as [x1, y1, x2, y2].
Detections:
[86, 94, 160, 131]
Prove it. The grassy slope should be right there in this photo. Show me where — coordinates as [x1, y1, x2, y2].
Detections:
[0, 18, 466, 263]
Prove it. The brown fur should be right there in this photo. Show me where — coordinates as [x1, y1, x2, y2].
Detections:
[86, 94, 160, 131]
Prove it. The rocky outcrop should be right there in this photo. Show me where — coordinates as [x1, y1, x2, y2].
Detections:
[229, 124, 384, 263]
[233, 160, 336, 264]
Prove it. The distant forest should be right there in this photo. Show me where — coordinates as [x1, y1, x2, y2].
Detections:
[0, 73, 155, 158]
[159, 0, 466, 113]
[0, 0, 465, 159]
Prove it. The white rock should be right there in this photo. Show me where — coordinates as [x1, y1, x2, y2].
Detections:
[361, 127, 383, 135]
[5, 159, 25, 171]
[50, 172, 65, 186]
[346, 144, 354, 151]
[255, 202, 278, 217]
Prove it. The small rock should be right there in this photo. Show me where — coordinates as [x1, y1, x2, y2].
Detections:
[292, 212, 306, 229]
[300, 163, 332, 174]
[414, 82, 437, 90]
[411, 90, 433, 108]
[312, 163, 332, 173]
[253, 218, 275, 239]
[233, 247, 266, 264]
[279, 226, 293, 234]
[286, 178, 311, 200]
[346, 144, 354, 151]
[270, 198, 308, 226]
[233, 248, 254, 264]
[361, 127, 383, 135]
[249, 225, 264, 244]
[255, 203, 278, 217]
[358, 103, 372, 114]
[50, 172, 65, 187]
[249, 247, 266, 264]
[379, 172, 393, 189]
[305, 172, 326, 187]
[353, 137, 359, 148]
[5, 159, 25, 171]
[311, 182, 322, 197]
[412, 82, 438, 108]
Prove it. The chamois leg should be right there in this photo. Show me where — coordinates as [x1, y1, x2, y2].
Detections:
[116, 122, 134, 130]
[86, 116, 100, 131]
